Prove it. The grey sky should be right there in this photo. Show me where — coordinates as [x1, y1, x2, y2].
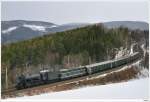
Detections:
[1, 1, 149, 24]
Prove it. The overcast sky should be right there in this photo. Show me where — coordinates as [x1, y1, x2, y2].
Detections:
[1, 1, 149, 24]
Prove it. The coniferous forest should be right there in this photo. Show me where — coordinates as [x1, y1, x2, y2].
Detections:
[1, 24, 149, 90]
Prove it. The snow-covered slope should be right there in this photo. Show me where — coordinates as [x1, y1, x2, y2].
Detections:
[23, 24, 53, 32]
[1, 20, 89, 44]
[2, 20, 148, 44]
[2, 26, 18, 34]
[6, 78, 148, 100]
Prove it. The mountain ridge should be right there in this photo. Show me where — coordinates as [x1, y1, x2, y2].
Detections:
[1, 20, 149, 44]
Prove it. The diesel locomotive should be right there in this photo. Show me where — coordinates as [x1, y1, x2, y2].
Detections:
[15, 52, 139, 89]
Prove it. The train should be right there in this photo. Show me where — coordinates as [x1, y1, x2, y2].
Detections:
[15, 52, 140, 89]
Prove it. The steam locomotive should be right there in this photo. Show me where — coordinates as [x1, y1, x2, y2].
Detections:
[15, 52, 139, 89]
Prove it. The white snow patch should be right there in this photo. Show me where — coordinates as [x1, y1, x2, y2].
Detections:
[115, 43, 137, 59]
[130, 43, 137, 55]
[2, 26, 18, 34]
[23, 24, 46, 32]
[132, 60, 149, 78]
[23, 24, 58, 32]
[115, 47, 129, 59]
[140, 44, 149, 57]
[130, 45, 133, 54]
[137, 68, 149, 78]
[8, 78, 148, 100]
[141, 44, 146, 57]
[48, 25, 57, 28]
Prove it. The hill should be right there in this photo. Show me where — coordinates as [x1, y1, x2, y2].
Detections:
[103, 21, 149, 30]
[1, 20, 148, 44]
[1, 20, 89, 44]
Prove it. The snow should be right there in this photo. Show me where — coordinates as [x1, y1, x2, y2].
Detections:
[115, 47, 125, 59]
[115, 47, 131, 59]
[2, 26, 18, 34]
[6, 78, 148, 100]
[130, 43, 137, 55]
[3, 59, 148, 101]
[48, 25, 57, 28]
[23, 24, 46, 32]
[140, 44, 149, 57]
[141, 44, 146, 57]
[2, 24, 58, 35]
[23, 24, 58, 32]
[134, 60, 149, 78]
[115, 43, 137, 59]
[137, 68, 149, 78]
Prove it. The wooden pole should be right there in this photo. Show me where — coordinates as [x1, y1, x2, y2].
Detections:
[5, 66, 8, 89]
[68, 55, 70, 67]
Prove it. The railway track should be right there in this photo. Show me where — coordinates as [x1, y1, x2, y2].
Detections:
[2, 58, 140, 98]
[1, 88, 16, 94]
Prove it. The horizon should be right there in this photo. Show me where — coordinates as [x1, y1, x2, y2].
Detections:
[1, 20, 149, 25]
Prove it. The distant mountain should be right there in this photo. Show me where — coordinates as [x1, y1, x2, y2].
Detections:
[1, 20, 148, 44]
[46, 23, 90, 33]
[103, 21, 149, 30]
[1, 20, 89, 44]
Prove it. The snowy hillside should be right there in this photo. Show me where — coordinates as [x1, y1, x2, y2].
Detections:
[1, 20, 148, 44]
[6, 78, 148, 100]
[1, 20, 89, 44]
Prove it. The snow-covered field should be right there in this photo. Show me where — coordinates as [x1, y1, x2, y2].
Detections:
[5, 77, 148, 101]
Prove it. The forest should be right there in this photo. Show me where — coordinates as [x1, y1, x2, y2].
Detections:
[1, 24, 148, 90]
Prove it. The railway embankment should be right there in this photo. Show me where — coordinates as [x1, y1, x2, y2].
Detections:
[2, 59, 148, 99]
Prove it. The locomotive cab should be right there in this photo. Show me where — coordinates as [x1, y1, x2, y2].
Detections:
[15, 74, 26, 89]
[40, 70, 49, 82]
